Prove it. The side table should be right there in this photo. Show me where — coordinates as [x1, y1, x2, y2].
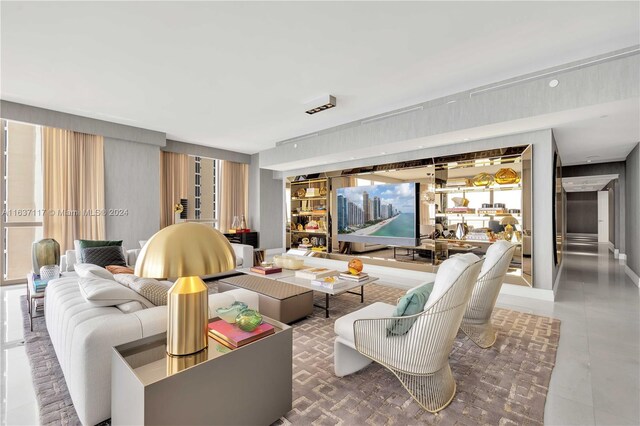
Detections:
[112, 316, 293, 425]
[26, 273, 46, 331]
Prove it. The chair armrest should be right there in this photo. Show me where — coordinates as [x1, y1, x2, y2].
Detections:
[231, 243, 254, 268]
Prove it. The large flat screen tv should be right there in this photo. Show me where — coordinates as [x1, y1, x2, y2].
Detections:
[336, 182, 419, 246]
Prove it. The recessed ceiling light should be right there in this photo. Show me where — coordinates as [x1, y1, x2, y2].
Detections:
[587, 160, 592, 163]
[293, 143, 298, 148]
[380, 152, 387, 155]
[350, 157, 355, 160]
[463, 138, 469, 141]
[549, 79, 559, 88]
[418, 145, 424, 149]
[447, 100, 456, 104]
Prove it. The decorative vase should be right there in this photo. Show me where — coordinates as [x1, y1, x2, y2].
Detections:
[231, 216, 241, 230]
[235, 309, 263, 332]
[494, 168, 521, 185]
[472, 173, 494, 187]
[240, 215, 247, 230]
[216, 301, 248, 324]
[40, 264, 60, 283]
[455, 223, 468, 240]
[32, 239, 60, 273]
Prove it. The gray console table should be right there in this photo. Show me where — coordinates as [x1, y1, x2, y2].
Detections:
[111, 316, 292, 425]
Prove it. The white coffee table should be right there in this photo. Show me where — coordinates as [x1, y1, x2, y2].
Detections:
[279, 275, 379, 318]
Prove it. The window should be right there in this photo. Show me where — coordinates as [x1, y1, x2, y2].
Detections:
[187, 155, 217, 226]
[1, 120, 44, 284]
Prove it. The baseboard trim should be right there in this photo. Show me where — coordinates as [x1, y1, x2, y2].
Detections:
[552, 260, 565, 295]
[607, 242, 615, 252]
[614, 249, 620, 259]
[500, 283, 555, 302]
[619, 253, 628, 261]
[624, 265, 640, 288]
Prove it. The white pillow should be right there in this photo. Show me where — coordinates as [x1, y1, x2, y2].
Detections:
[116, 300, 145, 313]
[75, 263, 115, 281]
[78, 277, 154, 308]
[65, 250, 77, 272]
[426, 254, 480, 309]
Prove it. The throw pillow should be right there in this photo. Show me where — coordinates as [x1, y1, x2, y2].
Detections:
[116, 300, 145, 314]
[113, 274, 172, 306]
[82, 246, 127, 268]
[106, 265, 135, 275]
[64, 249, 77, 272]
[386, 283, 432, 336]
[76, 239, 123, 263]
[78, 277, 154, 308]
[75, 263, 115, 281]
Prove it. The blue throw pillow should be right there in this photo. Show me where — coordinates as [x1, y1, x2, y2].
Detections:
[386, 282, 434, 336]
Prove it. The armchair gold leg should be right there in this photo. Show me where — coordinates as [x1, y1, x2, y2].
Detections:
[460, 320, 497, 349]
[388, 363, 457, 413]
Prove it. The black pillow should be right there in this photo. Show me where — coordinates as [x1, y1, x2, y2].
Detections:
[82, 245, 127, 268]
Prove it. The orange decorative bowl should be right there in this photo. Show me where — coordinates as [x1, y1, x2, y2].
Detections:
[494, 168, 521, 185]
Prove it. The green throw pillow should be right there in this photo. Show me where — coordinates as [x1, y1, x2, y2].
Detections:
[77, 240, 123, 263]
[386, 282, 434, 336]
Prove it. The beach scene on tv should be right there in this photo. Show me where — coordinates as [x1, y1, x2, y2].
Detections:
[337, 182, 416, 239]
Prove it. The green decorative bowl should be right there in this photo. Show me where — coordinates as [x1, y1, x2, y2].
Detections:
[216, 301, 248, 324]
[235, 309, 263, 332]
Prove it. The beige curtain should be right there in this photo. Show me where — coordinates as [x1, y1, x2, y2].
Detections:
[160, 151, 189, 228]
[43, 128, 105, 252]
[218, 160, 249, 232]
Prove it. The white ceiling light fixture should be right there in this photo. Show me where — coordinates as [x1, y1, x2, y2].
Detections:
[549, 79, 559, 88]
[304, 95, 336, 115]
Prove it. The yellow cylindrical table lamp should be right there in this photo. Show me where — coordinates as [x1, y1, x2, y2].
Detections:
[135, 223, 236, 356]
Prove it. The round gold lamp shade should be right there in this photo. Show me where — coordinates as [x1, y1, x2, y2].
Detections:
[135, 223, 236, 356]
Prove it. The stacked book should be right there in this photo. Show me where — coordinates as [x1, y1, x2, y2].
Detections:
[250, 266, 283, 275]
[339, 271, 369, 282]
[32, 274, 48, 293]
[295, 267, 337, 280]
[207, 319, 275, 349]
[311, 276, 350, 290]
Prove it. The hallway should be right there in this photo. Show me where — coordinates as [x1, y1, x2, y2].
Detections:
[497, 234, 640, 425]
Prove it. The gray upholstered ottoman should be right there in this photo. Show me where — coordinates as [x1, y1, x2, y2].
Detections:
[217, 275, 314, 323]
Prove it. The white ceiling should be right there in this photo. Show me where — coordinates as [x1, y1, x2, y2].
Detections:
[1, 2, 639, 158]
[562, 175, 618, 192]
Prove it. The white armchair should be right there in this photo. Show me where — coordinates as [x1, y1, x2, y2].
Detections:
[461, 240, 516, 348]
[333, 255, 483, 413]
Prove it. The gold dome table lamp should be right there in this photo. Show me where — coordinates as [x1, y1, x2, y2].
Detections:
[135, 223, 236, 356]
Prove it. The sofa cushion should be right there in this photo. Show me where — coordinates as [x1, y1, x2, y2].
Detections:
[82, 245, 127, 268]
[113, 274, 172, 306]
[115, 300, 145, 313]
[76, 239, 123, 263]
[78, 277, 154, 307]
[334, 302, 396, 344]
[75, 263, 115, 281]
[65, 249, 77, 272]
[426, 253, 480, 309]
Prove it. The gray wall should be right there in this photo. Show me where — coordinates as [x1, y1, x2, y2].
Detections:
[566, 192, 598, 234]
[625, 144, 640, 277]
[248, 154, 284, 250]
[563, 161, 626, 251]
[104, 138, 161, 250]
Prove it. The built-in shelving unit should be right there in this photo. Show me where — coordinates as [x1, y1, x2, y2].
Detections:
[288, 177, 330, 252]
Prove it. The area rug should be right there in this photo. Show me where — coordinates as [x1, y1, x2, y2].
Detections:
[22, 283, 559, 425]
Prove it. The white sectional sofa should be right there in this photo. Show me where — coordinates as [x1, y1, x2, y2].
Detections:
[45, 243, 255, 425]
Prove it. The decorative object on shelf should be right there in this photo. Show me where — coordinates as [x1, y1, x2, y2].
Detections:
[231, 215, 241, 230]
[174, 203, 184, 214]
[305, 220, 319, 230]
[301, 237, 310, 245]
[296, 188, 306, 198]
[216, 301, 248, 324]
[446, 177, 471, 187]
[297, 223, 304, 231]
[39, 264, 60, 284]
[451, 197, 469, 207]
[494, 168, 521, 185]
[508, 209, 521, 214]
[515, 230, 523, 243]
[348, 258, 364, 275]
[319, 186, 328, 196]
[305, 187, 320, 197]
[311, 237, 319, 246]
[455, 223, 469, 240]
[472, 172, 494, 187]
[135, 222, 236, 356]
[500, 216, 519, 241]
[239, 214, 248, 230]
[235, 309, 263, 332]
[31, 238, 60, 273]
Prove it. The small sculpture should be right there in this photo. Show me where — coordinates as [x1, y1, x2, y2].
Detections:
[348, 258, 364, 275]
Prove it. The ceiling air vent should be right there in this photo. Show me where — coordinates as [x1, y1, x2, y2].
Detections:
[304, 95, 336, 115]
